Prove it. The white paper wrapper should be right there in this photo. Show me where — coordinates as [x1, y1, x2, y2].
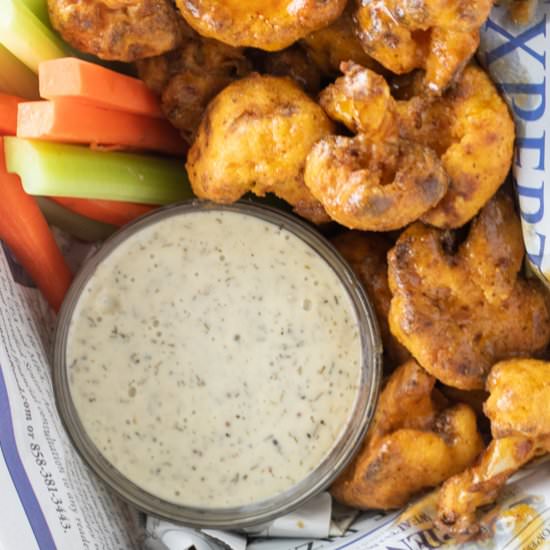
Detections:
[479, 2, 550, 283]
[1, 4, 550, 549]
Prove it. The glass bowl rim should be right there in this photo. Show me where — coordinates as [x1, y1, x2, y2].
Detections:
[53, 199, 383, 529]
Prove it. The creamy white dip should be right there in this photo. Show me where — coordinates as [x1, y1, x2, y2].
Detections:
[67, 209, 363, 508]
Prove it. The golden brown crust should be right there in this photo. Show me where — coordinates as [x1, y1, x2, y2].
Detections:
[305, 135, 448, 231]
[253, 45, 322, 96]
[301, 8, 381, 76]
[485, 359, 550, 440]
[304, 63, 448, 231]
[412, 66, 516, 228]
[186, 74, 333, 223]
[388, 193, 550, 389]
[331, 360, 483, 510]
[137, 36, 251, 144]
[176, 0, 347, 51]
[48, 0, 183, 61]
[355, 0, 493, 93]
[331, 232, 410, 367]
[436, 359, 550, 539]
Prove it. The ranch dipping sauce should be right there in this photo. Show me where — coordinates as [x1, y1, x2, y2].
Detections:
[57, 202, 381, 524]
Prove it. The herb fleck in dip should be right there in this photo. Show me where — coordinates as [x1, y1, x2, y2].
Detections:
[67, 209, 363, 508]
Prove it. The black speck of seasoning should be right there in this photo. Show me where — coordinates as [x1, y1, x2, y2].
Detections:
[225, 433, 231, 438]
[272, 439, 278, 446]
[307, 433, 311, 439]
[320, 419, 325, 425]
[234, 334, 240, 341]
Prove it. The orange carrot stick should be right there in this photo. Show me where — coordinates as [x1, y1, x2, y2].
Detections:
[0, 93, 24, 135]
[50, 197, 156, 227]
[17, 99, 186, 155]
[39, 57, 163, 118]
[0, 138, 72, 311]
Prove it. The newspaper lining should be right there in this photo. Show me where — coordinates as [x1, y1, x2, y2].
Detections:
[1, 4, 550, 549]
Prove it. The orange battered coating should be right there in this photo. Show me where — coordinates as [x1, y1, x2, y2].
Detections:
[355, 0, 493, 93]
[436, 359, 550, 539]
[304, 63, 448, 231]
[252, 45, 322, 96]
[400, 65, 516, 229]
[175, 0, 347, 51]
[331, 360, 483, 509]
[301, 8, 380, 77]
[388, 193, 550, 390]
[332, 232, 410, 367]
[47, 0, 183, 61]
[186, 74, 333, 223]
[137, 35, 251, 143]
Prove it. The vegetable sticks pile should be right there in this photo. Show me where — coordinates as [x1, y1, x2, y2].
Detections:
[0, 3, 192, 310]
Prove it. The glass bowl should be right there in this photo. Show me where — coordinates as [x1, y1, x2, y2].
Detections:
[53, 200, 382, 529]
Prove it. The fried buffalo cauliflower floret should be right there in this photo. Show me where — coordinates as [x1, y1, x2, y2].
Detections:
[186, 74, 333, 224]
[137, 34, 251, 143]
[388, 193, 550, 390]
[175, 0, 347, 51]
[436, 359, 550, 540]
[301, 8, 381, 77]
[400, 65, 515, 229]
[355, 0, 493, 93]
[250, 45, 322, 96]
[304, 62, 448, 231]
[48, 0, 183, 61]
[331, 360, 483, 509]
[332, 232, 410, 367]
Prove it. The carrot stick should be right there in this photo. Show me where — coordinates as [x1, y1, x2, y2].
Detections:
[17, 99, 186, 155]
[50, 197, 156, 227]
[0, 137, 72, 311]
[39, 57, 163, 118]
[0, 92, 24, 135]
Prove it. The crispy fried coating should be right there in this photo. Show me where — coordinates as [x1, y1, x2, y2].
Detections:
[331, 360, 484, 510]
[388, 193, 550, 390]
[332, 232, 410, 367]
[137, 35, 251, 143]
[47, 0, 182, 61]
[400, 65, 515, 229]
[175, 0, 347, 51]
[304, 63, 448, 231]
[301, 8, 380, 77]
[436, 359, 550, 539]
[186, 74, 333, 223]
[355, 0, 493, 93]
[252, 46, 322, 96]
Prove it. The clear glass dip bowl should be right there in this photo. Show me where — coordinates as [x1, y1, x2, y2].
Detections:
[53, 200, 382, 529]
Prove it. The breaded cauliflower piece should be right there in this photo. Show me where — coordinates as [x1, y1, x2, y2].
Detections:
[176, 0, 347, 51]
[437, 359, 550, 539]
[388, 193, 550, 389]
[186, 74, 333, 223]
[331, 360, 484, 509]
[48, 0, 182, 61]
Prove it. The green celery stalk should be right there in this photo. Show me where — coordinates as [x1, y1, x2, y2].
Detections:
[19, 0, 50, 26]
[4, 138, 193, 205]
[0, 0, 68, 73]
[36, 197, 117, 242]
[0, 44, 39, 98]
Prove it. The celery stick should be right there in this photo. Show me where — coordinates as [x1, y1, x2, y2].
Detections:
[36, 197, 116, 242]
[0, 0, 68, 72]
[0, 44, 39, 98]
[5, 138, 193, 205]
[19, 0, 50, 26]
